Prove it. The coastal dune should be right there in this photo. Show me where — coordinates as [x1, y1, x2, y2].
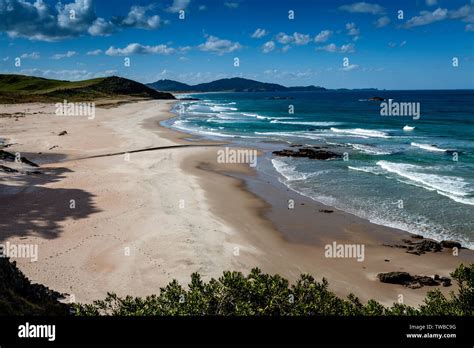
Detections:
[0, 100, 472, 307]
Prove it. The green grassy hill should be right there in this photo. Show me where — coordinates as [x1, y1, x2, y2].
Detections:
[0, 74, 175, 103]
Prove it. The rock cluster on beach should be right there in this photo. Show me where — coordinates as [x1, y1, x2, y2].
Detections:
[383, 235, 463, 255]
[272, 146, 342, 160]
[377, 271, 451, 289]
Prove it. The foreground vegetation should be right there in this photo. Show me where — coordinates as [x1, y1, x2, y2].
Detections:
[0, 254, 471, 316]
[0, 257, 69, 315]
[74, 264, 473, 316]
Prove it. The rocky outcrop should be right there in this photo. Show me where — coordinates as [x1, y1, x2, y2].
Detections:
[384, 235, 463, 255]
[440, 240, 462, 249]
[377, 271, 451, 289]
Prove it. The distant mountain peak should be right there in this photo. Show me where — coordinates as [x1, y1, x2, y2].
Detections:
[147, 77, 326, 92]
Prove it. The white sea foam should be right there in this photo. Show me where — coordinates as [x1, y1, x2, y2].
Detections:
[403, 125, 415, 131]
[411, 142, 448, 152]
[376, 160, 474, 205]
[348, 166, 384, 175]
[271, 159, 314, 181]
[270, 120, 342, 126]
[254, 131, 324, 140]
[330, 127, 390, 138]
[210, 105, 238, 112]
[348, 143, 392, 155]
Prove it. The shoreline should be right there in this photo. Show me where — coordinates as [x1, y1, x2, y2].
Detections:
[0, 99, 472, 308]
[159, 101, 474, 306]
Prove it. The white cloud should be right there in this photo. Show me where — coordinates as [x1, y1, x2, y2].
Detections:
[52, 51, 77, 59]
[339, 2, 385, 15]
[251, 28, 268, 39]
[341, 64, 359, 71]
[388, 40, 407, 48]
[87, 49, 103, 56]
[293, 32, 311, 45]
[198, 5, 207, 10]
[106, 43, 176, 56]
[263, 69, 317, 80]
[275, 32, 311, 45]
[0, 0, 103, 41]
[346, 22, 360, 40]
[88, 18, 115, 36]
[317, 43, 355, 53]
[315, 30, 332, 43]
[404, 8, 448, 28]
[16, 68, 117, 81]
[198, 35, 242, 55]
[0, 0, 168, 41]
[20, 52, 40, 59]
[167, 0, 191, 13]
[317, 43, 337, 53]
[426, 0, 437, 6]
[375, 16, 391, 27]
[403, 5, 474, 29]
[466, 23, 474, 31]
[119, 5, 161, 29]
[261, 41, 275, 53]
[340, 43, 356, 53]
[224, 2, 239, 9]
[275, 32, 294, 44]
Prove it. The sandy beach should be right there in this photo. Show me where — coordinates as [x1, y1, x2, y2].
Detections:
[0, 99, 472, 307]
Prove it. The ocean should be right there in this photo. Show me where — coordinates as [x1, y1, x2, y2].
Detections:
[163, 90, 474, 248]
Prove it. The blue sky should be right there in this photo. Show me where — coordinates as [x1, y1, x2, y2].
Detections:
[0, 0, 473, 89]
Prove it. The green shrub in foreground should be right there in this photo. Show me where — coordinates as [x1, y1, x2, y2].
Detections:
[74, 264, 473, 316]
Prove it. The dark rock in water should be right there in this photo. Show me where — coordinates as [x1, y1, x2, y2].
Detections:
[440, 240, 462, 249]
[273, 147, 342, 160]
[377, 271, 450, 288]
[411, 234, 424, 239]
[266, 96, 295, 100]
[58, 130, 68, 136]
[406, 240, 442, 255]
[319, 209, 334, 213]
[387, 238, 463, 255]
[179, 97, 200, 101]
[289, 144, 303, 147]
[369, 96, 385, 101]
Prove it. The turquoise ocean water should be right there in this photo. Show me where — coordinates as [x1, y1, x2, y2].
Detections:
[164, 90, 474, 248]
